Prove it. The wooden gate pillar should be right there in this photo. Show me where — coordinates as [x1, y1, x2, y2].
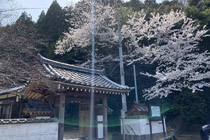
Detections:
[58, 94, 66, 140]
[103, 95, 108, 140]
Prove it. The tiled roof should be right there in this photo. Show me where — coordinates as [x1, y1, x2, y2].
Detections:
[126, 103, 149, 117]
[133, 103, 149, 112]
[39, 54, 131, 93]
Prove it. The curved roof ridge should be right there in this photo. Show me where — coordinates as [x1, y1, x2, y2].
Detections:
[38, 54, 105, 75]
[100, 75, 129, 89]
[0, 85, 25, 95]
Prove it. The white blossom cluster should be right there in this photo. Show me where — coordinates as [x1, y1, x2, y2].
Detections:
[54, 1, 210, 100]
[123, 10, 210, 99]
[55, 0, 118, 55]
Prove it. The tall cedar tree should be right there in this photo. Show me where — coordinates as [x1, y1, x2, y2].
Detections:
[36, 0, 68, 42]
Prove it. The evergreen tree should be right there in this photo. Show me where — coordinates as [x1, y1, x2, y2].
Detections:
[205, 0, 210, 6]
[157, 0, 184, 13]
[185, 0, 210, 28]
[15, 12, 36, 37]
[36, 0, 68, 42]
[129, 0, 143, 11]
[187, 0, 200, 7]
[100, 0, 122, 6]
[36, 11, 45, 32]
[36, 0, 72, 60]
[145, 0, 156, 5]
[16, 12, 34, 26]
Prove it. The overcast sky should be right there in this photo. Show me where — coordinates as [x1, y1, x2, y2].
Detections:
[3, 0, 163, 24]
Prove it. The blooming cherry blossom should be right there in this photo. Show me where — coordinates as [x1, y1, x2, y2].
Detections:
[124, 10, 210, 99]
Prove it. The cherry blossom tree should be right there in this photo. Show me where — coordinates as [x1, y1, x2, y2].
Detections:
[122, 10, 210, 99]
[55, 1, 210, 100]
[55, 0, 118, 56]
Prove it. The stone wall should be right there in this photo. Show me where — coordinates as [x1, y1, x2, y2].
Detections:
[0, 121, 58, 140]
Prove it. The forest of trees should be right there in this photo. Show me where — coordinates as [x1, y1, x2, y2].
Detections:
[1, 0, 210, 133]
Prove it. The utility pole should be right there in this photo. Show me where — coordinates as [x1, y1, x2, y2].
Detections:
[118, 14, 127, 113]
[133, 64, 139, 103]
[89, 0, 95, 139]
[118, 11, 127, 140]
[117, 11, 127, 140]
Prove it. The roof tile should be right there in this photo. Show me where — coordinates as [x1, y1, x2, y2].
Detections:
[39, 54, 131, 92]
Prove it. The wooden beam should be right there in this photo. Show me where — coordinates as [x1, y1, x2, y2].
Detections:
[33, 93, 44, 99]
[58, 94, 65, 140]
[24, 91, 33, 99]
[27, 92, 37, 99]
[103, 95, 108, 140]
[19, 102, 23, 118]
[31, 92, 42, 99]
[0, 93, 16, 100]
[9, 102, 13, 119]
[66, 97, 88, 102]
[65, 92, 104, 98]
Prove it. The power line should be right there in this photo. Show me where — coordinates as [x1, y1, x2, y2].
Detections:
[0, 8, 48, 13]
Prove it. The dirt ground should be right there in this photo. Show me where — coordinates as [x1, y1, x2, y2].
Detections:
[63, 129, 113, 140]
[64, 129, 80, 140]
[64, 130, 201, 140]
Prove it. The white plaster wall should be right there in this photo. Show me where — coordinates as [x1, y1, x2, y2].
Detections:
[151, 121, 164, 134]
[121, 119, 164, 136]
[139, 119, 150, 135]
[0, 122, 58, 140]
[121, 119, 141, 135]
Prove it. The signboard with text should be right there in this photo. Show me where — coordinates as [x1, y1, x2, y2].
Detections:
[150, 106, 161, 120]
